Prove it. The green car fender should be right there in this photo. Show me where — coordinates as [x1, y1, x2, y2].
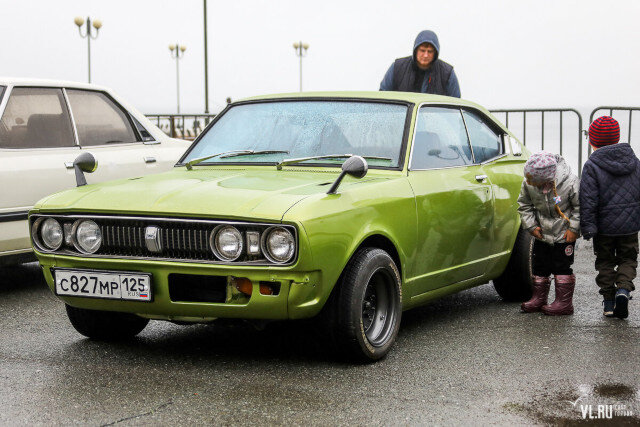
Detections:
[285, 174, 416, 318]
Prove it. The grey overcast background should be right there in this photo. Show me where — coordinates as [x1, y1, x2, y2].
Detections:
[1, 0, 639, 114]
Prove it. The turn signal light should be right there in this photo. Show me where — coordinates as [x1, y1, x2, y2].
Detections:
[233, 277, 253, 296]
[259, 284, 273, 295]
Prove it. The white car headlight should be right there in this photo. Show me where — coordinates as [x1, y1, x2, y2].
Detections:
[262, 227, 295, 264]
[40, 218, 63, 250]
[211, 225, 243, 261]
[74, 220, 102, 254]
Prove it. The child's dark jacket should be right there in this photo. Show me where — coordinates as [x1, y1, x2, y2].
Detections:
[579, 143, 640, 239]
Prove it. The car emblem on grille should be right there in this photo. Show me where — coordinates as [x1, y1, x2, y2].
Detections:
[145, 226, 162, 253]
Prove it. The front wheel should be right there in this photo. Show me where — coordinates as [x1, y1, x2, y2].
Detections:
[330, 248, 402, 362]
[493, 227, 534, 301]
[65, 304, 149, 340]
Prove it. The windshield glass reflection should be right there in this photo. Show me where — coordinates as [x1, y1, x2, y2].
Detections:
[183, 101, 408, 168]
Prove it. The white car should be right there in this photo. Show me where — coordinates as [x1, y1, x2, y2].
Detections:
[0, 78, 191, 265]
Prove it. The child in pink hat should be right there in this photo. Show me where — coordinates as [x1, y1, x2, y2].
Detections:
[517, 151, 581, 315]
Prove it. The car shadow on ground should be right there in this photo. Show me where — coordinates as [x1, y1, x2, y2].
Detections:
[58, 283, 510, 366]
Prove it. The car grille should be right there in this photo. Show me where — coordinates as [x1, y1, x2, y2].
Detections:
[30, 214, 297, 266]
[100, 220, 213, 260]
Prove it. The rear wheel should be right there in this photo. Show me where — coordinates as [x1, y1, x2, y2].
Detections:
[493, 227, 534, 301]
[65, 304, 149, 340]
[329, 248, 402, 362]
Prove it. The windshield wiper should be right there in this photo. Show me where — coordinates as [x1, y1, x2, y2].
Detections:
[218, 150, 289, 159]
[276, 154, 392, 170]
[184, 150, 253, 170]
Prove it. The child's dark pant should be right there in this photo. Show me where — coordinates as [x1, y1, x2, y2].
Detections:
[532, 240, 575, 276]
[593, 233, 638, 299]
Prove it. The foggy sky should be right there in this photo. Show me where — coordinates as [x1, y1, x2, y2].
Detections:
[2, 0, 639, 114]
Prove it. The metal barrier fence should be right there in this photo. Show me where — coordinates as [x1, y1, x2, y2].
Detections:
[490, 108, 584, 175]
[145, 114, 216, 140]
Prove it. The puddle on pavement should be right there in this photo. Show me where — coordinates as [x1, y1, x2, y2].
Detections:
[503, 383, 640, 425]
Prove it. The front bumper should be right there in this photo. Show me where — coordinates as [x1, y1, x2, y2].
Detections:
[38, 254, 325, 321]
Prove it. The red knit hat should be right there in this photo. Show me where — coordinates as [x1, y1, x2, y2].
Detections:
[589, 116, 620, 148]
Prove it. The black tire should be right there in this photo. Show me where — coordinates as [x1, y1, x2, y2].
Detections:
[65, 304, 149, 340]
[329, 248, 402, 362]
[493, 227, 534, 301]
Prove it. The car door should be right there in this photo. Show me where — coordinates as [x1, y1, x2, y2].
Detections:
[462, 108, 522, 257]
[65, 89, 171, 183]
[0, 86, 80, 254]
[407, 106, 494, 297]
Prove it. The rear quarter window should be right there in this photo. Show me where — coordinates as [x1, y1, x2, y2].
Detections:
[66, 89, 138, 146]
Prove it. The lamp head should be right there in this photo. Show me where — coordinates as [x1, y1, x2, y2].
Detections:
[74, 16, 85, 27]
[293, 42, 300, 49]
[179, 45, 186, 52]
[169, 44, 176, 51]
[92, 19, 102, 29]
[302, 43, 309, 50]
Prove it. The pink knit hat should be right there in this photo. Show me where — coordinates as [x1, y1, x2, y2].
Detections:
[524, 151, 557, 185]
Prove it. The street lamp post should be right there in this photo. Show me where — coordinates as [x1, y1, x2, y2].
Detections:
[74, 16, 102, 83]
[292, 41, 309, 92]
[169, 43, 187, 114]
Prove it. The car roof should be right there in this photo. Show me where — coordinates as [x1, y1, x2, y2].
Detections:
[240, 90, 483, 108]
[0, 77, 109, 91]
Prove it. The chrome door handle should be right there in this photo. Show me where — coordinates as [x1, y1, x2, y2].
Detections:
[144, 156, 157, 163]
[475, 174, 488, 182]
[65, 162, 74, 169]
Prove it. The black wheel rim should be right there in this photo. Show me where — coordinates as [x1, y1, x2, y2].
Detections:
[361, 267, 397, 347]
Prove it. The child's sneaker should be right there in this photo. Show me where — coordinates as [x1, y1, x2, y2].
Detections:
[613, 289, 631, 319]
[603, 299, 615, 317]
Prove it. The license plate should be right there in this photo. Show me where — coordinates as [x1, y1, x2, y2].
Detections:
[54, 269, 152, 302]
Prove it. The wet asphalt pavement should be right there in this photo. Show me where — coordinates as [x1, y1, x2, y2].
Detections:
[1, 241, 639, 426]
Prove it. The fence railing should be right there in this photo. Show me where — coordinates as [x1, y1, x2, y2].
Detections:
[145, 114, 216, 140]
[490, 108, 584, 176]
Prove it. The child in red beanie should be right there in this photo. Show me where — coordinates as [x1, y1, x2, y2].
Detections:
[580, 116, 640, 319]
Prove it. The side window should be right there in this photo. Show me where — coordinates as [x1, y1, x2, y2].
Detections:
[411, 106, 473, 169]
[462, 110, 503, 163]
[66, 90, 138, 146]
[0, 87, 75, 149]
[0, 86, 5, 103]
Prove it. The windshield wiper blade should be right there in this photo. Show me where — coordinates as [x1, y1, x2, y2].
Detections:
[184, 150, 253, 170]
[218, 150, 289, 159]
[276, 154, 392, 170]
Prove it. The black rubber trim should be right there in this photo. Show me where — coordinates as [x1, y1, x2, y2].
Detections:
[0, 211, 29, 222]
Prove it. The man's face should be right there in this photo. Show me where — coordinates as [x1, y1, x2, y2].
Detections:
[415, 43, 436, 69]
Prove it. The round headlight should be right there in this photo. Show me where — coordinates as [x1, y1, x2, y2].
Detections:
[211, 226, 243, 261]
[262, 227, 295, 264]
[74, 220, 102, 254]
[40, 218, 63, 250]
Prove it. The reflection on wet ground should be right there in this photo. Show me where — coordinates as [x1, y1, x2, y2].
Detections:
[504, 383, 639, 425]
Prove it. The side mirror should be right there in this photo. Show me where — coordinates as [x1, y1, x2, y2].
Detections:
[327, 155, 368, 194]
[73, 152, 98, 187]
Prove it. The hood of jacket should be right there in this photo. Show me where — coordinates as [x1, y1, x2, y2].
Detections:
[553, 153, 573, 182]
[588, 143, 639, 176]
[413, 30, 441, 62]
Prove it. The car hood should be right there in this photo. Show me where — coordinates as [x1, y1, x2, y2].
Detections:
[34, 168, 388, 221]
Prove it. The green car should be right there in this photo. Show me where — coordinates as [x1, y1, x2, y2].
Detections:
[30, 92, 533, 361]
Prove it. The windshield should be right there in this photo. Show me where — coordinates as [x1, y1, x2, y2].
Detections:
[182, 100, 409, 168]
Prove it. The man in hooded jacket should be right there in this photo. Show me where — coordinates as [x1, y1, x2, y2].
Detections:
[379, 30, 460, 97]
